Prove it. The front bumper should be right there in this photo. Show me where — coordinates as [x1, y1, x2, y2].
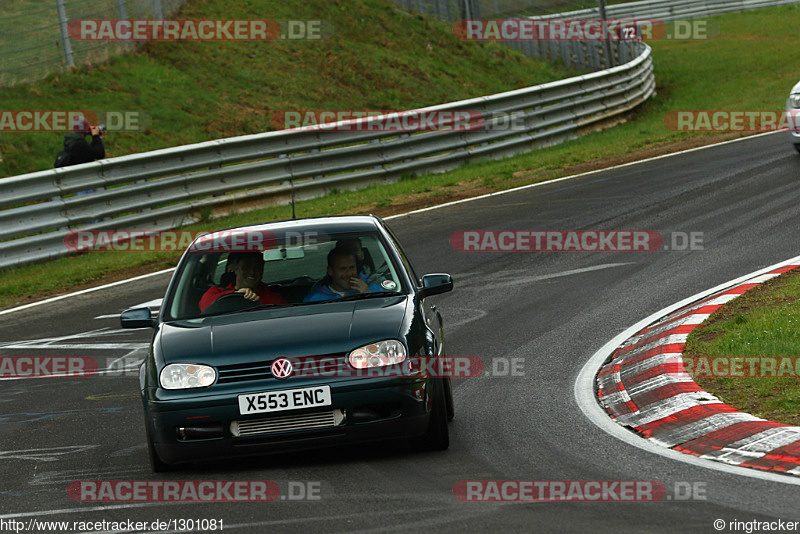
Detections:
[144, 378, 431, 465]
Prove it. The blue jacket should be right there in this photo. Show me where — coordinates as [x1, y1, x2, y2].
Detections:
[304, 273, 384, 302]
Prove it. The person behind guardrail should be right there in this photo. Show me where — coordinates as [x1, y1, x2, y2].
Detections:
[55, 116, 107, 200]
[55, 116, 106, 171]
[199, 252, 286, 311]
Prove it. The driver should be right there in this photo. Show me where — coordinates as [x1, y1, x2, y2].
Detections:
[304, 248, 382, 302]
[199, 252, 286, 311]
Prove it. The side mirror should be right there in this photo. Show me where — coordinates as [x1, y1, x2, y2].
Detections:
[120, 307, 156, 329]
[419, 273, 454, 299]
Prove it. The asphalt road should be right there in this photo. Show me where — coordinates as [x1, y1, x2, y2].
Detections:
[2, 132, 800, 533]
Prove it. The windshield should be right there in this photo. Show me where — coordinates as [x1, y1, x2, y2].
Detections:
[163, 229, 406, 321]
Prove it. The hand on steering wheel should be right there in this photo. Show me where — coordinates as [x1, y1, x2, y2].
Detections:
[236, 287, 259, 301]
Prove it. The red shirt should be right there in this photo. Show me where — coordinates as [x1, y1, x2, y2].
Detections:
[199, 282, 286, 312]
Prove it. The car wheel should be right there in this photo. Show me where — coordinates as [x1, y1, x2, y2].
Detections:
[444, 376, 455, 422]
[795, 144, 800, 154]
[411, 379, 449, 451]
[146, 424, 173, 473]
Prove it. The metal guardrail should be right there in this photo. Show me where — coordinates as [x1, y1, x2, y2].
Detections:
[389, 0, 800, 21]
[2, 0, 795, 269]
[531, 0, 800, 20]
[0, 41, 653, 269]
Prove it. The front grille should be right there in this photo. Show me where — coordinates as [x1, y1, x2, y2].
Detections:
[231, 409, 346, 437]
[216, 355, 349, 384]
[216, 362, 272, 383]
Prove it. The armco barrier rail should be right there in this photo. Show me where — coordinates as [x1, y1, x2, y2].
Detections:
[390, 0, 800, 21]
[0, 41, 652, 269]
[530, 0, 800, 21]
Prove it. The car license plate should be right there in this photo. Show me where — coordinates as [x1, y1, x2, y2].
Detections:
[238, 386, 332, 415]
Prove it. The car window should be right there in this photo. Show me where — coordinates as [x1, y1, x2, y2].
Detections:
[382, 225, 420, 286]
[163, 229, 406, 321]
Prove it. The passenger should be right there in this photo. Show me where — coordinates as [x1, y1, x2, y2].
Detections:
[199, 252, 285, 311]
[304, 248, 382, 302]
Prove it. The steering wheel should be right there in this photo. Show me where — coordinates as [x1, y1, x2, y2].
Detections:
[200, 292, 259, 316]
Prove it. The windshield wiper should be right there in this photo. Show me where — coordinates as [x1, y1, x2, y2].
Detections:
[199, 302, 301, 319]
[241, 302, 310, 311]
[334, 291, 399, 302]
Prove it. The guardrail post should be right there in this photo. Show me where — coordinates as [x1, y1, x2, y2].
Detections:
[598, 0, 615, 68]
[55, 0, 75, 68]
[116, 0, 128, 20]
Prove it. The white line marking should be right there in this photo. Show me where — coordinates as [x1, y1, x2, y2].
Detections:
[575, 253, 800, 486]
[0, 446, 99, 462]
[104, 348, 146, 372]
[0, 328, 144, 350]
[385, 131, 781, 219]
[0, 268, 174, 317]
[461, 263, 633, 290]
[519, 263, 633, 282]
[0, 503, 169, 521]
[0, 328, 115, 347]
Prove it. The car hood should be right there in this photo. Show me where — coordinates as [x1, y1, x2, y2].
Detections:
[157, 296, 409, 364]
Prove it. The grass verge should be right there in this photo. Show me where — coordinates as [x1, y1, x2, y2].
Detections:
[683, 268, 800, 426]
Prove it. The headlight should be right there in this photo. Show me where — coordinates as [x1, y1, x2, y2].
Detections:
[790, 94, 800, 109]
[348, 340, 407, 369]
[160, 363, 216, 389]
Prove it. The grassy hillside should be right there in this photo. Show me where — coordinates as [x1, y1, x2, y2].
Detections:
[0, 0, 577, 177]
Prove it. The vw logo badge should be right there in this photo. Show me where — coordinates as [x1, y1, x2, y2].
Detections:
[271, 358, 293, 379]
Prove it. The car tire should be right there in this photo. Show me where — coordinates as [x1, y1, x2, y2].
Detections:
[444, 376, 455, 422]
[795, 144, 800, 154]
[146, 425, 173, 473]
[411, 379, 449, 451]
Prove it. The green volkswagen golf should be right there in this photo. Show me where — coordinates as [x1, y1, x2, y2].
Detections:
[121, 215, 454, 471]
